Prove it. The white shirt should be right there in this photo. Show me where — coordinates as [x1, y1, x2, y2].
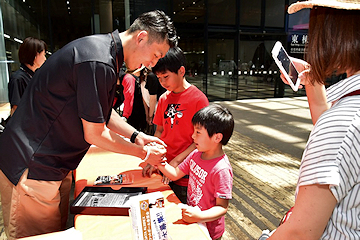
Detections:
[296, 74, 360, 239]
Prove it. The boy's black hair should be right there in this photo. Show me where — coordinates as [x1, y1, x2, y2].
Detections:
[192, 104, 234, 145]
[152, 46, 186, 75]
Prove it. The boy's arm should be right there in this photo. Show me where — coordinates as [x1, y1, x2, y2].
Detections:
[161, 143, 196, 184]
[157, 162, 186, 181]
[154, 125, 163, 138]
[182, 198, 229, 223]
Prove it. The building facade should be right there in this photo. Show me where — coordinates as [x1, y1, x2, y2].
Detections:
[0, 0, 309, 103]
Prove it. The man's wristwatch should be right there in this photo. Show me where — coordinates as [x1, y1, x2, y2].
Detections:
[130, 130, 140, 143]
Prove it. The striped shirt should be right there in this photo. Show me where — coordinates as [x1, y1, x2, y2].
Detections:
[296, 74, 360, 239]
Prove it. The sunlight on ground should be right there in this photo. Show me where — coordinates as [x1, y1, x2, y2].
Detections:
[247, 125, 305, 143]
[234, 160, 298, 188]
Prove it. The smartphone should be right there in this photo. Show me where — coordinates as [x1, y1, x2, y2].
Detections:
[271, 41, 300, 91]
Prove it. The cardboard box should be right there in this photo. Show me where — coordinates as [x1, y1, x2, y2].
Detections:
[71, 186, 147, 216]
[129, 192, 169, 240]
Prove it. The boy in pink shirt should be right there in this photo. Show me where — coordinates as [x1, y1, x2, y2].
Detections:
[156, 104, 234, 240]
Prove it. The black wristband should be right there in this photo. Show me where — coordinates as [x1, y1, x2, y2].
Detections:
[130, 130, 140, 143]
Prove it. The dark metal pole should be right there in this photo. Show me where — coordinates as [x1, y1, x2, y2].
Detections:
[204, 0, 209, 96]
[235, 0, 240, 99]
[91, 0, 95, 34]
[47, 0, 53, 52]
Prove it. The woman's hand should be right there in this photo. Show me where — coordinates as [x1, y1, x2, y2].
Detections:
[280, 57, 311, 88]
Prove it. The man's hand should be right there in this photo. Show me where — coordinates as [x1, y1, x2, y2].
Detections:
[143, 142, 167, 166]
[135, 132, 166, 147]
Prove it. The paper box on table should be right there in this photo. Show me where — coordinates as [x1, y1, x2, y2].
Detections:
[129, 191, 169, 240]
[71, 186, 147, 216]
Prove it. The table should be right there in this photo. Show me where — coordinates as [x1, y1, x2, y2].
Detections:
[73, 146, 211, 240]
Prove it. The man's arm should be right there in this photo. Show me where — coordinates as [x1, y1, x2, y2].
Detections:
[107, 108, 136, 139]
[107, 109, 166, 147]
[82, 117, 165, 166]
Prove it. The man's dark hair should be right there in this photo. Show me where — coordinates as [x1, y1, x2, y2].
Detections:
[19, 37, 47, 66]
[152, 46, 185, 75]
[128, 10, 177, 48]
[192, 104, 234, 145]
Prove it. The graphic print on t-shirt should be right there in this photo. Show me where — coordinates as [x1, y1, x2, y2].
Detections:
[164, 103, 185, 128]
[188, 159, 208, 206]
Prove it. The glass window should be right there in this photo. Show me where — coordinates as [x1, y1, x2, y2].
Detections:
[207, 34, 236, 100]
[288, 11, 310, 30]
[172, 0, 205, 24]
[179, 31, 205, 92]
[208, 0, 236, 25]
[238, 35, 283, 99]
[265, 0, 285, 28]
[288, 0, 310, 30]
[0, 3, 9, 103]
[240, 0, 261, 26]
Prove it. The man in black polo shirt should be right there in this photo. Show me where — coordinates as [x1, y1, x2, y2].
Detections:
[0, 10, 177, 239]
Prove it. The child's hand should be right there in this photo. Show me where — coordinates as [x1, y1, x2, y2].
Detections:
[181, 206, 202, 223]
[161, 175, 172, 184]
[142, 163, 159, 177]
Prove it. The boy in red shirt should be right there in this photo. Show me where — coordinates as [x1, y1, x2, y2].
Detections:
[142, 47, 209, 203]
[156, 104, 234, 240]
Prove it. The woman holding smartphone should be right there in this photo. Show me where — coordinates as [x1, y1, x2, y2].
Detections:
[264, 1, 360, 239]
